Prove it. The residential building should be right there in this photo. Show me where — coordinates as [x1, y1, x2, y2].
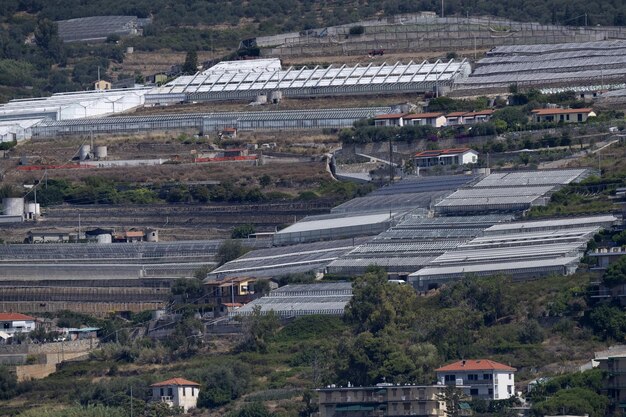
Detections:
[461, 110, 495, 124]
[94, 80, 112, 91]
[374, 113, 405, 127]
[220, 127, 237, 139]
[403, 112, 447, 128]
[150, 377, 200, 412]
[435, 359, 516, 400]
[531, 108, 596, 124]
[317, 384, 462, 417]
[414, 148, 478, 168]
[205, 276, 258, 306]
[445, 112, 467, 126]
[0, 313, 36, 335]
[596, 351, 626, 411]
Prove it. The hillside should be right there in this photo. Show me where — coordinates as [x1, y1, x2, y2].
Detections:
[2, 1, 626, 102]
[0, 270, 617, 417]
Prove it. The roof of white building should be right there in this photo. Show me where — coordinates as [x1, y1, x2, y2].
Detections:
[436, 359, 516, 372]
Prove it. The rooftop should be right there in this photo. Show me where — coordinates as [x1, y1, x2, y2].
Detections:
[0, 313, 35, 321]
[436, 359, 517, 372]
[150, 377, 200, 387]
[414, 148, 475, 158]
[531, 108, 594, 115]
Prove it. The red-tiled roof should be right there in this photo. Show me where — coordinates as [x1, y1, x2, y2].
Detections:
[0, 313, 35, 321]
[150, 377, 200, 387]
[414, 148, 475, 158]
[436, 359, 516, 372]
[403, 112, 444, 119]
[222, 127, 237, 132]
[374, 113, 405, 119]
[531, 108, 594, 115]
[446, 112, 466, 117]
[463, 110, 495, 117]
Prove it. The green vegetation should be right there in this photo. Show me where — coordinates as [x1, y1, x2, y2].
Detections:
[0, 267, 617, 416]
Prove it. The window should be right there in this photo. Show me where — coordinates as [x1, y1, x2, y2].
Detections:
[467, 374, 478, 381]
[488, 388, 493, 396]
[167, 387, 173, 397]
[483, 374, 492, 380]
[578, 113, 583, 122]
[183, 387, 186, 397]
[444, 374, 456, 382]
[160, 388, 164, 397]
[509, 373, 512, 379]
[470, 389, 478, 396]
[507, 385, 513, 394]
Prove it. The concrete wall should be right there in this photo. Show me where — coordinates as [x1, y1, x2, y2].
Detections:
[0, 339, 97, 355]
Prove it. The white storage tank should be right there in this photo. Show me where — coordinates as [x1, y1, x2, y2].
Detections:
[145, 229, 159, 242]
[95, 146, 108, 159]
[25, 203, 40, 220]
[2, 197, 24, 217]
[79, 145, 91, 161]
[96, 233, 112, 244]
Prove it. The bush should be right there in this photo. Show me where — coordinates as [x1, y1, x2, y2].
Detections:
[348, 25, 365, 35]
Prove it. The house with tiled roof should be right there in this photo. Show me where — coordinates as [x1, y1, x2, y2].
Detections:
[0, 313, 36, 335]
[414, 148, 478, 168]
[531, 108, 596, 124]
[403, 112, 447, 128]
[436, 359, 516, 400]
[374, 113, 406, 127]
[150, 377, 200, 412]
[461, 109, 495, 124]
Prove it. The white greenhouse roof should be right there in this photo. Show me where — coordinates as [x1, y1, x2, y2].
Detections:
[276, 212, 396, 235]
[429, 242, 586, 265]
[472, 169, 589, 187]
[484, 215, 617, 234]
[409, 256, 580, 278]
[149, 60, 471, 96]
[203, 59, 282, 74]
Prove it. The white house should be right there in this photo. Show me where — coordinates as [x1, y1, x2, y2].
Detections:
[0, 313, 36, 335]
[531, 108, 596, 124]
[436, 359, 516, 400]
[374, 113, 405, 127]
[414, 148, 478, 168]
[461, 110, 495, 124]
[403, 112, 447, 128]
[151, 377, 200, 412]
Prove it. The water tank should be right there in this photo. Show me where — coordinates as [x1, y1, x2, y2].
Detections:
[96, 233, 112, 244]
[126, 46, 134, 54]
[145, 229, 159, 242]
[79, 145, 91, 161]
[25, 203, 40, 220]
[152, 309, 166, 320]
[2, 197, 24, 217]
[270, 90, 282, 103]
[95, 146, 108, 159]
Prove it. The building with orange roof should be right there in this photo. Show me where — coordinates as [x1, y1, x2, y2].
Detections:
[436, 359, 516, 400]
[461, 109, 495, 125]
[414, 148, 478, 168]
[151, 377, 200, 411]
[531, 107, 596, 124]
[373, 113, 406, 127]
[403, 112, 447, 128]
[0, 313, 36, 335]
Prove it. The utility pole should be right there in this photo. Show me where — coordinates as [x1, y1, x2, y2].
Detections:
[130, 386, 133, 417]
[441, 0, 444, 18]
[388, 135, 394, 184]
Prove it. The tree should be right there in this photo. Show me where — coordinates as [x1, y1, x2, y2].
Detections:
[437, 386, 470, 417]
[602, 255, 626, 287]
[344, 267, 417, 334]
[182, 50, 198, 74]
[238, 305, 280, 353]
[259, 174, 272, 188]
[0, 366, 17, 400]
[532, 387, 608, 417]
[231, 224, 256, 239]
[34, 18, 65, 63]
[216, 240, 249, 266]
